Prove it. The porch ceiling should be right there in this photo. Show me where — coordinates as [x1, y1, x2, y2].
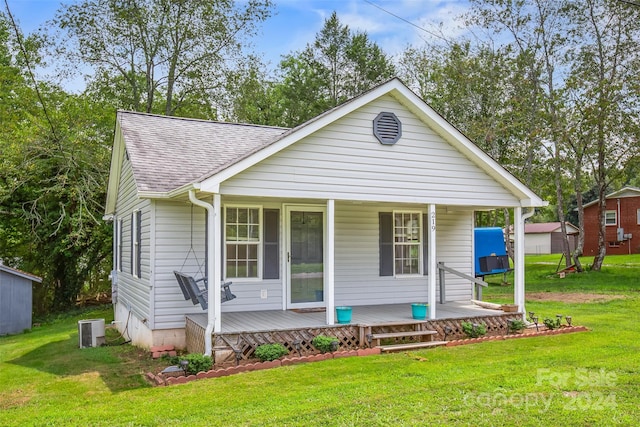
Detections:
[187, 302, 504, 334]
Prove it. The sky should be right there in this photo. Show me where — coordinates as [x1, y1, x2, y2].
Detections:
[5, 0, 472, 88]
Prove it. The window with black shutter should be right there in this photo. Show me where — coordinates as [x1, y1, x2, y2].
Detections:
[379, 211, 428, 276]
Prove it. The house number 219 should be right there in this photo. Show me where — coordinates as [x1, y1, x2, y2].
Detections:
[431, 212, 436, 231]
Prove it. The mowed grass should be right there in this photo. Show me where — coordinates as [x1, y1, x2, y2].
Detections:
[1, 255, 639, 426]
[484, 254, 640, 299]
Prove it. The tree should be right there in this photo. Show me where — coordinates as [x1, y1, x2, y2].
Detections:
[463, 0, 577, 268]
[54, 0, 273, 118]
[0, 11, 113, 313]
[399, 39, 554, 261]
[564, 0, 640, 270]
[272, 11, 396, 127]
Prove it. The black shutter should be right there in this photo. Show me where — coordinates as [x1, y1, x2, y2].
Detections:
[379, 212, 393, 276]
[118, 219, 123, 272]
[135, 211, 142, 277]
[423, 213, 429, 275]
[130, 213, 134, 275]
[263, 209, 280, 279]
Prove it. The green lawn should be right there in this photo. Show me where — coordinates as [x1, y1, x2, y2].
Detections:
[1, 255, 639, 426]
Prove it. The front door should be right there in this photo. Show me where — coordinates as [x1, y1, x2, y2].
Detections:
[286, 206, 325, 308]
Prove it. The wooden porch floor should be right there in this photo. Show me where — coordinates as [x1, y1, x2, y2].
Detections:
[187, 301, 505, 333]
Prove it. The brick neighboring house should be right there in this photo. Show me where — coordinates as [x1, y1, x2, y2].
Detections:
[583, 187, 640, 255]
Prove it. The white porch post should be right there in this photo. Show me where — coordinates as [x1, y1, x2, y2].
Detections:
[428, 204, 437, 319]
[188, 190, 221, 355]
[212, 193, 222, 332]
[326, 199, 335, 325]
[514, 206, 533, 319]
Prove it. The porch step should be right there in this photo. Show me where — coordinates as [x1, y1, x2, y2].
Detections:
[379, 341, 448, 352]
[371, 330, 437, 340]
[369, 329, 438, 348]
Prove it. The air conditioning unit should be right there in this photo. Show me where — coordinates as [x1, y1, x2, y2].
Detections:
[78, 319, 106, 348]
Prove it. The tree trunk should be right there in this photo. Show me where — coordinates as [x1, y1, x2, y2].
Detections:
[592, 182, 607, 271]
[554, 163, 572, 268]
[572, 157, 585, 272]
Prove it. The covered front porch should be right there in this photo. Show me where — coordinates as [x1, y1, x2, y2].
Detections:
[185, 302, 522, 362]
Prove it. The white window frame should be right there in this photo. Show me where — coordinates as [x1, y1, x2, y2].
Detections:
[393, 210, 423, 276]
[637, 208, 640, 225]
[224, 205, 262, 280]
[605, 210, 617, 226]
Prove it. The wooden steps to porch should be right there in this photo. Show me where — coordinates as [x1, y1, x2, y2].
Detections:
[364, 321, 444, 353]
[369, 330, 437, 347]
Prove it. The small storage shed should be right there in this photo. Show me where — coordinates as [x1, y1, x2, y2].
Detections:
[524, 222, 578, 255]
[0, 264, 42, 335]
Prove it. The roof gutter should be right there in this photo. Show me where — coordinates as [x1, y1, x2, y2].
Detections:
[187, 190, 220, 356]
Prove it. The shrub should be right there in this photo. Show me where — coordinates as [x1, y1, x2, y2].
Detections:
[254, 343, 289, 362]
[508, 319, 526, 333]
[312, 335, 339, 353]
[164, 353, 213, 375]
[543, 316, 562, 330]
[461, 321, 487, 338]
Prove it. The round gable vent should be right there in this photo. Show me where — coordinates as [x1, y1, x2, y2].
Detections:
[373, 112, 402, 145]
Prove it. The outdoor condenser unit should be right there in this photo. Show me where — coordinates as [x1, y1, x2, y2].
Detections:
[78, 318, 106, 348]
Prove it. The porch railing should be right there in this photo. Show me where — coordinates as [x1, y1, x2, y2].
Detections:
[438, 262, 488, 302]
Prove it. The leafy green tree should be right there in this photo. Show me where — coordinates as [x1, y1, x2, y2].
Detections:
[272, 11, 396, 127]
[54, 0, 273, 117]
[564, 0, 640, 270]
[1, 12, 113, 312]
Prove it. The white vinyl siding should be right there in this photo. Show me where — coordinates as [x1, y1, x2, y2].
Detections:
[152, 201, 207, 329]
[149, 198, 475, 328]
[334, 203, 472, 306]
[152, 200, 283, 328]
[221, 95, 519, 207]
[114, 158, 152, 323]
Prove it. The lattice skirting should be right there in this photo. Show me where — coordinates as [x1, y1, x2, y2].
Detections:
[186, 313, 522, 364]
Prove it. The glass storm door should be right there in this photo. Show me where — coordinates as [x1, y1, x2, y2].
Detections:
[287, 207, 325, 307]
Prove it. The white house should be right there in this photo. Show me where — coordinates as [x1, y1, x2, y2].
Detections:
[104, 78, 545, 352]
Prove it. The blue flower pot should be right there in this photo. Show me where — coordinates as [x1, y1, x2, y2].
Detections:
[411, 303, 428, 320]
[336, 306, 352, 324]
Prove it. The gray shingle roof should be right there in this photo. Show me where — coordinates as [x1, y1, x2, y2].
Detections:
[118, 111, 289, 193]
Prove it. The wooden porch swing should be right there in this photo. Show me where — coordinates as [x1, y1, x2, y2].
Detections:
[173, 205, 236, 310]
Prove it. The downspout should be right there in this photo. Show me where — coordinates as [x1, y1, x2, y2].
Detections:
[188, 190, 218, 356]
[514, 206, 535, 320]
